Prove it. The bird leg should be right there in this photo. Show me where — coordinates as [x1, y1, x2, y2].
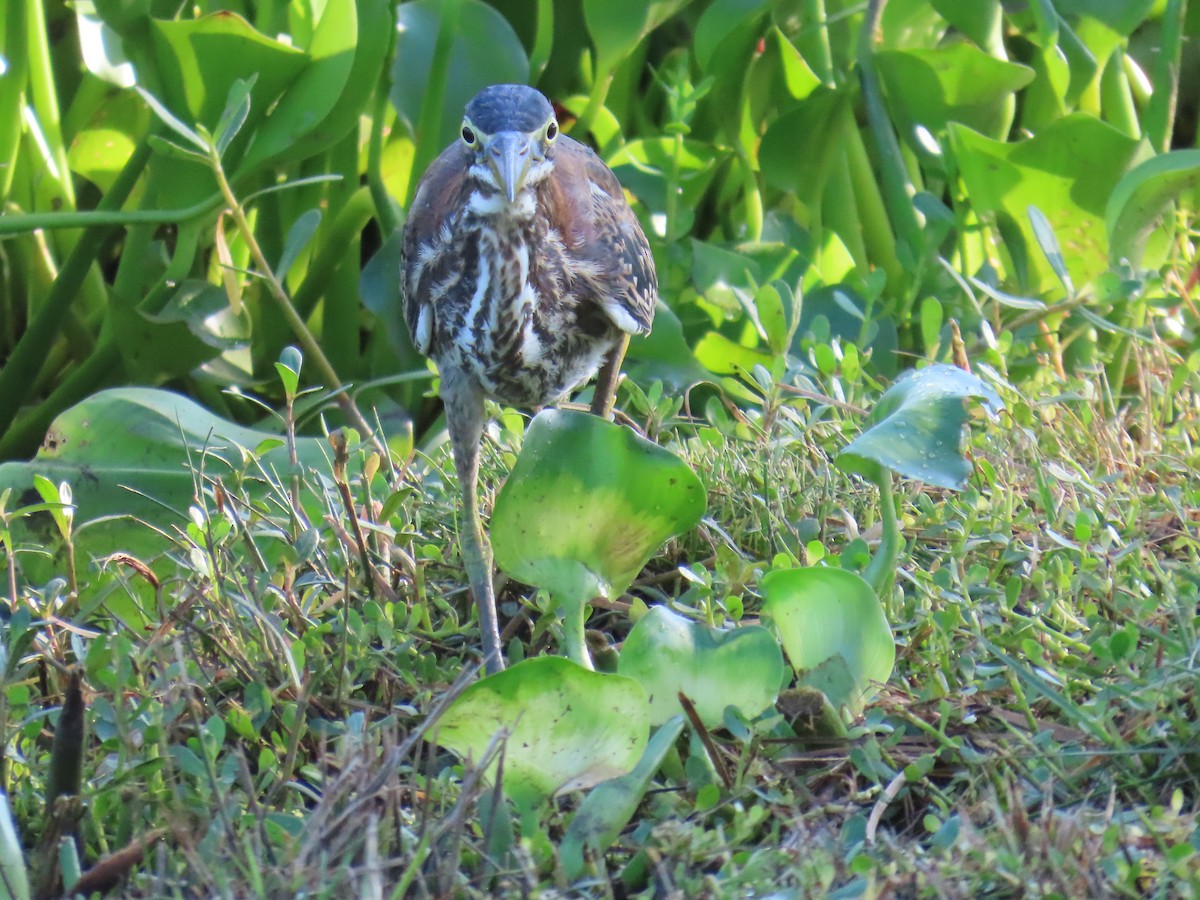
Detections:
[589, 333, 631, 420]
[443, 376, 505, 675]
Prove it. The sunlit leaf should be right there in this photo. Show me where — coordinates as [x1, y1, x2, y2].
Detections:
[617, 605, 783, 727]
[435, 657, 650, 811]
[948, 115, 1141, 292]
[761, 566, 895, 715]
[491, 409, 706, 605]
[876, 43, 1033, 140]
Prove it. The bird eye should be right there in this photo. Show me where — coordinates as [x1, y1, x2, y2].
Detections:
[545, 121, 558, 141]
[461, 125, 476, 145]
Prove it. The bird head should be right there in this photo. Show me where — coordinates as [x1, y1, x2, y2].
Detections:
[461, 84, 559, 204]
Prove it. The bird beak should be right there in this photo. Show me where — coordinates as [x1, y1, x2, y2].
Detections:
[488, 132, 534, 203]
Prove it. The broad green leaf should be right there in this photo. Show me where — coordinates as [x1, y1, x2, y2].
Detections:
[435, 657, 650, 811]
[0, 388, 348, 563]
[241, 0, 391, 172]
[948, 115, 1141, 292]
[67, 91, 146, 192]
[761, 567, 895, 715]
[693, 332, 775, 377]
[876, 43, 1034, 140]
[390, 0, 528, 155]
[148, 14, 306, 135]
[1055, 0, 1158, 35]
[559, 715, 685, 880]
[760, 89, 849, 197]
[693, 0, 769, 72]
[1106, 149, 1200, 268]
[491, 409, 706, 606]
[617, 605, 783, 727]
[608, 138, 724, 234]
[626, 301, 711, 392]
[584, 0, 690, 74]
[144, 13, 307, 205]
[837, 363, 1002, 490]
[928, 0, 1001, 49]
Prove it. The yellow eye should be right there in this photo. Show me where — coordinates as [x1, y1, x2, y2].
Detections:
[545, 121, 558, 141]
[461, 125, 476, 145]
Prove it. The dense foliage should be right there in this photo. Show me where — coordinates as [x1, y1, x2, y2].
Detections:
[1, 0, 1199, 895]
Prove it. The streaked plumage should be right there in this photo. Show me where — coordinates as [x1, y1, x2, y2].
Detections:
[401, 84, 656, 673]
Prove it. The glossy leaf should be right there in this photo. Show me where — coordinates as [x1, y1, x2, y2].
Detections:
[435, 657, 650, 811]
[240, 0, 389, 172]
[617, 605, 784, 727]
[148, 14, 306, 133]
[491, 409, 706, 605]
[837, 364, 1002, 490]
[761, 567, 895, 715]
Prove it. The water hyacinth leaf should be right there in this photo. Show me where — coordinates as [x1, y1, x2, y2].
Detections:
[836, 364, 1002, 490]
[148, 14, 307, 135]
[0, 388, 349, 567]
[390, 0, 528, 155]
[560, 714, 685, 880]
[875, 44, 1034, 141]
[625, 302, 711, 392]
[491, 409, 706, 605]
[617, 606, 783, 727]
[1106, 149, 1200, 268]
[583, 0, 688, 75]
[761, 567, 894, 715]
[435, 657, 650, 811]
[236, 0, 360, 170]
[948, 115, 1140, 293]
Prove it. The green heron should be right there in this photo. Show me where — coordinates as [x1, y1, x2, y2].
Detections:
[402, 84, 656, 674]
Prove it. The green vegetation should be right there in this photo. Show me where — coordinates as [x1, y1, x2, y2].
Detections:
[1, 0, 1199, 895]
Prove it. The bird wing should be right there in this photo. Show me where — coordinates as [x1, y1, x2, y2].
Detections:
[401, 142, 473, 352]
[548, 136, 657, 335]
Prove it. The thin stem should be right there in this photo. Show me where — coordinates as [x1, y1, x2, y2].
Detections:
[206, 146, 391, 466]
[561, 596, 593, 671]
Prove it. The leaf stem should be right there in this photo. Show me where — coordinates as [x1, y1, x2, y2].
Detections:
[206, 147, 390, 466]
[863, 470, 900, 600]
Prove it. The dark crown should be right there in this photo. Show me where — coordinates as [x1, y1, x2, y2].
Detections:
[464, 84, 553, 134]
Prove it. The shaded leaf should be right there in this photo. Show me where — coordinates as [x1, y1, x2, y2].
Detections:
[836, 363, 1002, 490]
